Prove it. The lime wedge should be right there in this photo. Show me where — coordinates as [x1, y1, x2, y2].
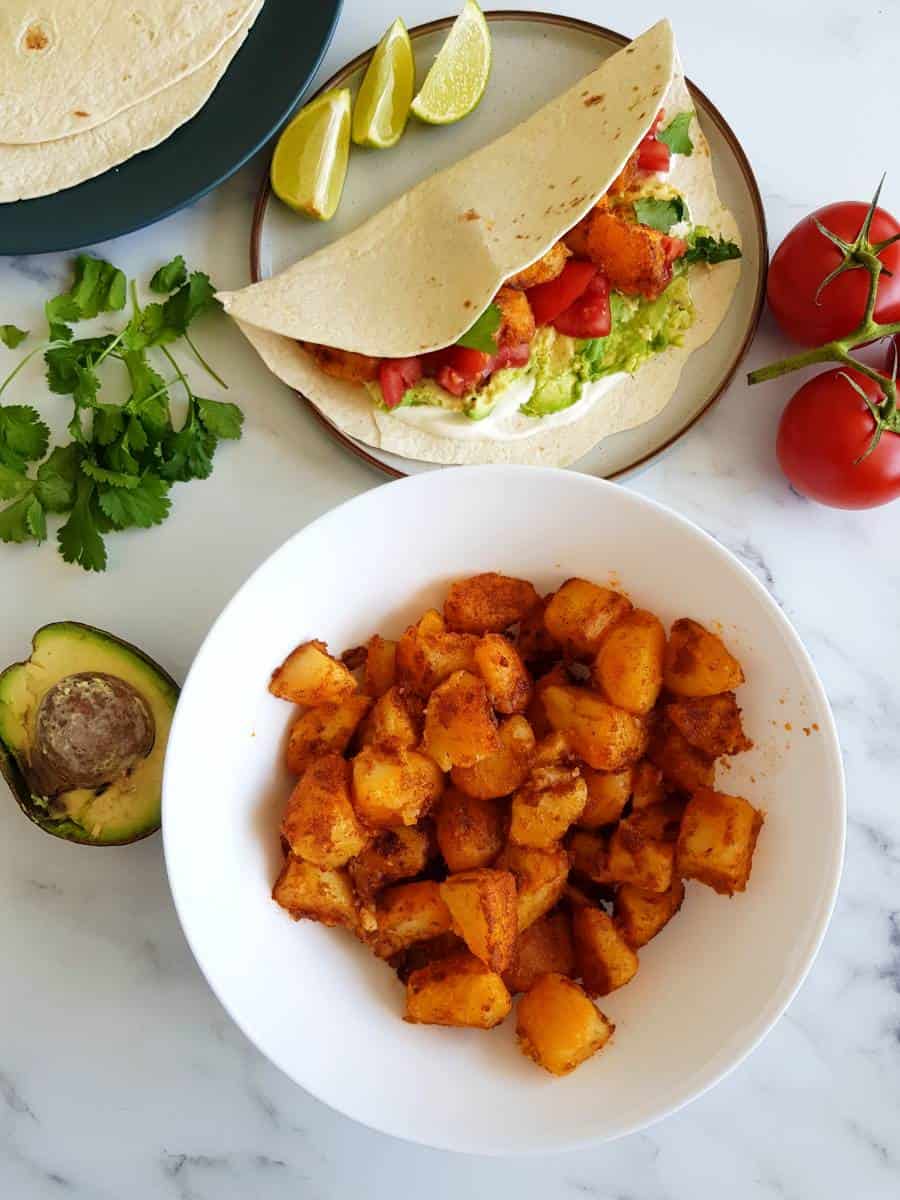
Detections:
[411, 0, 491, 126]
[271, 88, 351, 220]
[352, 18, 415, 149]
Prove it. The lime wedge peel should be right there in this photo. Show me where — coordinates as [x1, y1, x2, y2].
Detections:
[270, 88, 351, 221]
[352, 18, 415, 149]
[411, 0, 492, 126]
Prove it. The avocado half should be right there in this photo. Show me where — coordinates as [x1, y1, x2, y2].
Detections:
[0, 622, 179, 846]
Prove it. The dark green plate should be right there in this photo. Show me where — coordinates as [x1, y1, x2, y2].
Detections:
[0, 0, 342, 256]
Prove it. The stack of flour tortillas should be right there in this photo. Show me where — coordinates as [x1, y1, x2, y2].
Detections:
[0, 0, 264, 202]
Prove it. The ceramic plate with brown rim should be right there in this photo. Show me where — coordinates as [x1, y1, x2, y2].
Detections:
[250, 11, 767, 481]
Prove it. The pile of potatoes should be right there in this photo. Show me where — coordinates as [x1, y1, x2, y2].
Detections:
[269, 573, 763, 1076]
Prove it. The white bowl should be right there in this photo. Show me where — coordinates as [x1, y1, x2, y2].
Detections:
[163, 466, 844, 1155]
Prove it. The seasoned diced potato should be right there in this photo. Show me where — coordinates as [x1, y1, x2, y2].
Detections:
[351, 744, 444, 828]
[592, 609, 665, 715]
[272, 857, 358, 929]
[391, 932, 466, 982]
[572, 906, 639, 996]
[509, 765, 587, 848]
[503, 910, 575, 994]
[451, 714, 535, 800]
[676, 787, 763, 895]
[630, 759, 664, 810]
[495, 842, 569, 930]
[405, 951, 512, 1028]
[444, 573, 540, 634]
[665, 692, 753, 758]
[607, 807, 677, 893]
[395, 610, 479, 696]
[542, 684, 647, 770]
[369, 880, 452, 959]
[435, 787, 506, 871]
[474, 634, 533, 714]
[614, 879, 685, 948]
[285, 694, 372, 775]
[566, 830, 613, 884]
[269, 640, 358, 706]
[440, 868, 518, 972]
[364, 635, 397, 697]
[423, 670, 500, 770]
[281, 755, 370, 868]
[532, 729, 577, 768]
[648, 721, 715, 793]
[663, 618, 745, 697]
[516, 973, 613, 1075]
[358, 685, 423, 750]
[516, 596, 560, 666]
[543, 578, 633, 658]
[579, 766, 633, 829]
[526, 662, 570, 738]
[348, 826, 432, 912]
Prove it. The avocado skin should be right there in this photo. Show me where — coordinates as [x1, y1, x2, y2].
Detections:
[0, 622, 179, 847]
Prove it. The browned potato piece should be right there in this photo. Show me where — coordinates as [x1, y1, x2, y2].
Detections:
[443, 572, 540, 634]
[676, 787, 763, 895]
[572, 906, 639, 996]
[285, 694, 372, 775]
[395, 609, 479, 696]
[348, 826, 432, 911]
[542, 684, 647, 770]
[614, 879, 685, 948]
[648, 721, 715, 793]
[364, 635, 397, 697]
[607, 807, 677, 893]
[358, 685, 423, 750]
[405, 951, 512, 1028]
[272, 857, 358, 929]
[422, 670, 500, 770]
[495, 842, 569, 930]
[630, 760, 664, 810]
[451, 714, 535, 800]
[391, 932, 466, 982]
[369, 880, 452, 959]
[269, 640, 358, 706]
[474, 634, 533, 714]
[281, 755, 370, 868]
[532, 730, 577, 767]
[664, 618, 745, 697]
[592, 609, 665, 715]
[440, 868, 518, 972]
[509, 765, 587, 848]
[579, 766, 633, 829]
[566, 830, 613, 884]
[506, 241, 571, 289]
[351, 744, 444, 828]
[503, 910, 575, 994]
[435, 787, 506, 871]
[516, 596, 560, 666]
[665, 692, 753, 758]
[526, 662, 570, 738]
[543, 579, 633, 658]
[516, 973, 613, 1075]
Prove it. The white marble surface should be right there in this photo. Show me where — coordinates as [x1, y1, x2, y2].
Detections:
[1, 0, 899, 1194]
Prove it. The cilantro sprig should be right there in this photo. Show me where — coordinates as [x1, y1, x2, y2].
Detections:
[0, 254, 241, 572]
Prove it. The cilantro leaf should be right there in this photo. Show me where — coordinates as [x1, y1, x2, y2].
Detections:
[82, 458, 142, 488]
[196, 396, 244, 440]
[48, 254, 127, 324]
[0, 493, 38, 544]
[633, 196, 687, 232]
[0, 406, 50, 467]
[163, 272, 219, 334]
[26, 495, 47, 542]
[92, 403, 126, 446]
[0, 463, 32, 501]
[122, 350, 171, 438]
[150, 256, 188, 294]
[0, 325, 27, 350]
[35, 444, 80, 512]
[683, 233, 742, 266]
[98, 474, 170, 529]
[456, 303, 502, 353]
[57, 477, 107, 572]
[45, 336, 112, 396]
[657, 111, 694, 156]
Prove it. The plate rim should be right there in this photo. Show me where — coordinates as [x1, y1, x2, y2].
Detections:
[248, 9, 768, 481]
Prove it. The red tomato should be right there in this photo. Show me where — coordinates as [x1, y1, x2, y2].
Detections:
[648, 109, 665, 136]
[637, 137, 670, 173]
[493, 342, 531, 370]
[767, 202, 900, 346]
[379, 357, 422, 409]
[527, 260, 596, 325]
[776, 367, 900, 508]
[552, 273, 611, 338]
[663, 235, 687, 264]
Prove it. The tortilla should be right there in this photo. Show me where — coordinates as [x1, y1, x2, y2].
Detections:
[0, 1, 263, 203]
[0, 1, 259, 145]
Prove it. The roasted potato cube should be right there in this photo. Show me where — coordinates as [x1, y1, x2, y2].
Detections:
[272, 857, 358, 929]
[630, 759, 664, 810]
[364, 635, 397, 697]
[348, 826, 432, 912]
[579, 766, 633, 829]
[592, 609, 665, 715]
[648, 721, 715, 793]
[391, 932, 466, 982]
[532, 729, 577, 768]
[516, 596, 560, 666]
[369, 880, 452, 959]
[566, 830, 613, 884]
[435, 787, 506, 871]
[269, 639, 358, 706]
[405, 951, 512, 1028]
[495, 842, 569, 930]
[358, 685, 423, 750]
[351, 744, 444, 828]
[509, 765, 587, 848]
[285, 694, 372, 775]
[443, 572, 540, 634]
[663, 618, 745, 697]
[516, 973, 613, 1075]
[473, 633, 533, 714]
[572, 906, 639, 996]
[614, 879, 685, 948]
[676, 787, 763, 895]
[450, 714, 535, 800]
[422, 670, 500, 770]
[395, 609, 479, 696]
[503, 910, 575, 994]
[281, 755, 370, 868]
[665, 692, 753, 758]
[542, 684, 647, 770]
[607, 808, 676, 893]
[543, 578, 633, 658]
[526, 662, 570, 738]
[439, 868, 518, 973]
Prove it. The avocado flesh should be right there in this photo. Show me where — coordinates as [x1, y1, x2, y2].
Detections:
[0, 623, 178, 845]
